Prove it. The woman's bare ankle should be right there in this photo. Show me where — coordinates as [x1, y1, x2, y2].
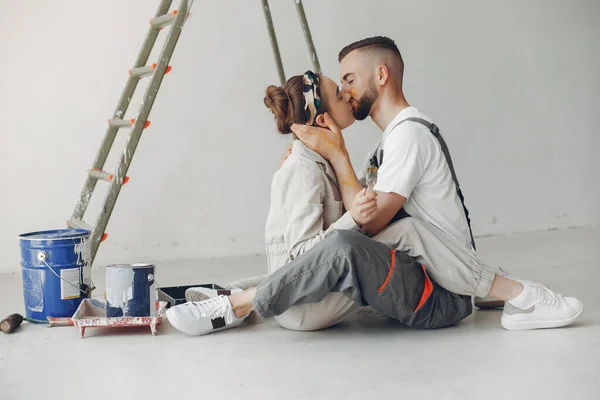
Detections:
[488, 275, 524, 301]
[229, 287, 257, 318]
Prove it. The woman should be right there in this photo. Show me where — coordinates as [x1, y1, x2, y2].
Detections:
[261, 71, 363, 330]
[167, 71, 474, 335]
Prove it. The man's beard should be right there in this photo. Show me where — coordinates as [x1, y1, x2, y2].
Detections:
[352, 81, 379, 121]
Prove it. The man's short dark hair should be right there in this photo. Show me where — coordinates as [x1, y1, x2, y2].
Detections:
[338, 36, 401, 63]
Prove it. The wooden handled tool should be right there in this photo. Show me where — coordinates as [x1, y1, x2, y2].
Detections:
[1, 313, 24, 334]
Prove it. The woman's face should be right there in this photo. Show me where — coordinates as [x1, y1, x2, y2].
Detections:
[318, 75, 355, 130]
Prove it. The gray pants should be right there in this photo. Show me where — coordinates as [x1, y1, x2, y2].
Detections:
[252, 230, 472, 329]
[230, 217, 497, 297]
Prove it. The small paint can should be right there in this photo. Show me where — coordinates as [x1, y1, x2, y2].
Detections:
[106, 264, 156, 317]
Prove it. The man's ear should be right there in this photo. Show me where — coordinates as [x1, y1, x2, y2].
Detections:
[316, 114, 327, 127]
[377, 65, 390, 86]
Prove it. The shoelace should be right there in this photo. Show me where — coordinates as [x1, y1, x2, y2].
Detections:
[537, 286, 565, 308]
[184, 296, 230, 321]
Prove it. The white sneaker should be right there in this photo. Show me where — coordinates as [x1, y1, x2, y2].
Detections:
[185, 287, 242, 302]
[501, 285, 584, 331]
[474, 269, 536, 309]
[166, 295, 247, 336]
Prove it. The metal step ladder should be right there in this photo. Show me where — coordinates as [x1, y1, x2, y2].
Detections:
[68, 0, 194, 266]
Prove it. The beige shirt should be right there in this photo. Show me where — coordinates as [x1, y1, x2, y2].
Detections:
[265, 140, 361, 274]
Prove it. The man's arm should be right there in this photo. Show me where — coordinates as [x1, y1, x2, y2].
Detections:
[329, 152, 364, 211]
[330, 151, 407, 236]
[292, 115, 410, 236]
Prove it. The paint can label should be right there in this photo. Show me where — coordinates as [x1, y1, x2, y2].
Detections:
[23, 269, 45, 312]
[60, 268, 81, 300]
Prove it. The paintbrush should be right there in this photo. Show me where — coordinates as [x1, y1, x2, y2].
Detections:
[366, 166, 378, 194]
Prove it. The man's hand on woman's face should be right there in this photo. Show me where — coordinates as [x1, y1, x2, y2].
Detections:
[291, 113, 347, 163]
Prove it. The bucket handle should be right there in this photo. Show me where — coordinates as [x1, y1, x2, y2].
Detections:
[37, 251, 95, 295]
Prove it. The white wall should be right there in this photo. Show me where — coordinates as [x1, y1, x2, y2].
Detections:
[1, 0, 599, 273]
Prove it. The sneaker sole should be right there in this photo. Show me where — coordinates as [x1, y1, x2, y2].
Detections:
[501, 304, 584, 331]
[166, 307, 244, 336]
[475, 300, 505, 309]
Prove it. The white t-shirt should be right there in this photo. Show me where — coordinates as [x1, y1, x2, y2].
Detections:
[372, 106, 473, 249]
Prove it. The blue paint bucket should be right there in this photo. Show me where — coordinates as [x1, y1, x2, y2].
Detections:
[19, 229, 92, 323]
[106, 264, 156, 317]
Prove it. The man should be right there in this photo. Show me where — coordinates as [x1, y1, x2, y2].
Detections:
[290, 36, 583, 330]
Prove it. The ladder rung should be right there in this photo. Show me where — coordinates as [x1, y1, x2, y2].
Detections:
[129, 63, 172, 78]
[88, 169, 130, 185]
[66, 220, 108, 242]
[150, 10, 178, 28]
[107, 118, 151, 129]
[67, 219, 92, 231]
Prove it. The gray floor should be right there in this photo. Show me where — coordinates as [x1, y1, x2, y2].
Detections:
[1, 227, 599, 400]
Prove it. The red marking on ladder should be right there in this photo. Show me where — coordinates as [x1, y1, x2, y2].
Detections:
[107, 174, 129, 185]
[101, 233, 108, 242]
[151, 63, 172, 74]
[129, 118, 151, 128]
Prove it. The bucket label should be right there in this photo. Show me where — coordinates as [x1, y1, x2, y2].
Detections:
[60, 268, 81, 300]
[23, 269, 45, 312]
